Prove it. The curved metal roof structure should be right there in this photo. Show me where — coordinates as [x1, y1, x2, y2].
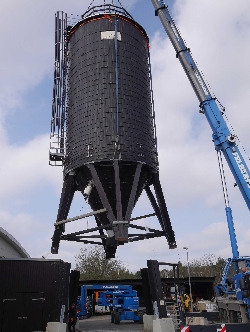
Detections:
[0, 227, 30, 258]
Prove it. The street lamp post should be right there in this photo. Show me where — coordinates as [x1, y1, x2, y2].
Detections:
[183, 247, 193, 312]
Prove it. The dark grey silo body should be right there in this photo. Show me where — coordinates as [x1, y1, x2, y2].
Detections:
[65, 14, 158, 173]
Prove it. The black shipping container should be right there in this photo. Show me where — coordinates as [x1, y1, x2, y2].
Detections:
[0, 258, 71, 332]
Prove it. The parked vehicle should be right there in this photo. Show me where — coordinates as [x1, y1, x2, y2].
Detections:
[98, 289, 144, 324]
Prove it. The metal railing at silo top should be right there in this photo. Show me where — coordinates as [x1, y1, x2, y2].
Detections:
[81, 4, 134, 21]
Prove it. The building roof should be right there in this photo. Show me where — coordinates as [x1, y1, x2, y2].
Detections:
[0, 227, 30, 258]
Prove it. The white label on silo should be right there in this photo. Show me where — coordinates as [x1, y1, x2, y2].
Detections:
[101, 31, 121, 41]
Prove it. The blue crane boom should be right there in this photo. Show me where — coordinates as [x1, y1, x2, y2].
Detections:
[150, 0, 250, 211]
[150, 1, 250, 322]
[151, 0, 250, 261]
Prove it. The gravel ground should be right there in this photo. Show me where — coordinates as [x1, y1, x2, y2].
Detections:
[78, 315, 144, 332]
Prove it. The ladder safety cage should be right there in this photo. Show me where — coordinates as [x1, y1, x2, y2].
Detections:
[50, 11, 68, 166]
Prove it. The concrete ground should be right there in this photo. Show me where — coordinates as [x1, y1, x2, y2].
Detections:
[78, 315, 144, 332]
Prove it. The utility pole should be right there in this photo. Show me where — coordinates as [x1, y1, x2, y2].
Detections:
[183, 247, 193, 312]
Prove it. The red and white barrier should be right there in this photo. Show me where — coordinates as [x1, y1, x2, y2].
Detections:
[220, 324, 226, 332]
[180, 327, 190, 332]
[180, 324, 226, 332]
[217, 324, 227, 332]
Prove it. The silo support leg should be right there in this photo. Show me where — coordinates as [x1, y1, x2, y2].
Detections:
[145, 186, 165, 231]
[56, 171, 75, 222]
[152, 173, 176, 249]
[51, 171, 76, 254]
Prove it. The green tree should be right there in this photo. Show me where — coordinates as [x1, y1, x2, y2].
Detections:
[75, 245, 135, 280]
[133, 270, 142, 278]
[160, 254, 226, 284]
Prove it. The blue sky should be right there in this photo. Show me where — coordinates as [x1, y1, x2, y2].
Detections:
[0, 0, 250, 271]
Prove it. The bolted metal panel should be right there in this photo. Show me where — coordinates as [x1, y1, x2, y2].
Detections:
[65, 13, 158, 174]
[141, 268, 154, 315]
[147, 260, 167, 319]
[0, 259, 71, 332]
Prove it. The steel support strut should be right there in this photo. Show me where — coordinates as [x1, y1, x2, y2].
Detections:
[51, 171, 75, 253]
[146, 173, 176, 248]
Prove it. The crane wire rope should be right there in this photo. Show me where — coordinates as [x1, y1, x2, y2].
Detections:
[87, 0, 96, 11]
[215, 98, 250, 162]
[117, 0, 126, 11]
[224, 112, 250, 163]
[110, 0, 126, 10]
[217, 150, 230, 208]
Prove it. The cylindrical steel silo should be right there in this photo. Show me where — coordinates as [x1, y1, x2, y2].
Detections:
[65, 9, 157, 172]
[51, 5, 176, 258]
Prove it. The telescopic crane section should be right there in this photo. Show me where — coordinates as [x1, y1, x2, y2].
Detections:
[151, 1, 250, 322]
[151, 0, 250, 210]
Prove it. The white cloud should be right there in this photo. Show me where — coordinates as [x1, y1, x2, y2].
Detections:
[0, 0, 249, 271]
[172, 0, 250, 145]
[0, 133, 62, 200]
[0, 210, 42, 238]
[0, 0, 138, 114]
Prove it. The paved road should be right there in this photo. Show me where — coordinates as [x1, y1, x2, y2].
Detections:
[78, 315, 144, 332]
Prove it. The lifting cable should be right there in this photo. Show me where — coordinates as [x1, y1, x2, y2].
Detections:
[87, 1, 126, 12]
[117, 0, 126, 11]
[217, 98, 250, 162]
[217, 150, 230, 208]
[87, 0, 96, 11]
[111, 0, 126, 10]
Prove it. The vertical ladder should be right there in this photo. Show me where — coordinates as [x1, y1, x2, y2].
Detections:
[50, 11, 68, 166]
[165, 298, 182, 331]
